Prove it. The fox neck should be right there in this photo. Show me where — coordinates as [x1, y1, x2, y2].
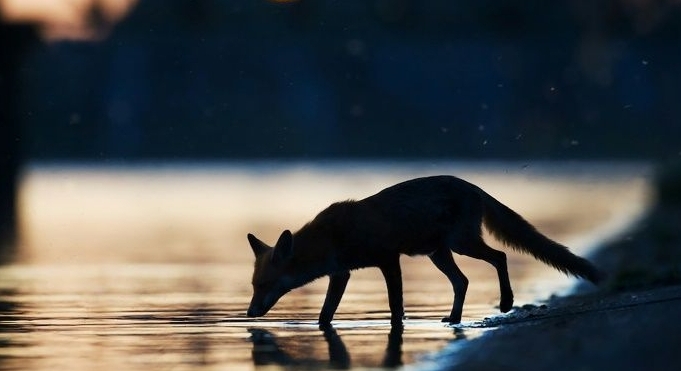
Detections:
[285, 229, 342, 286]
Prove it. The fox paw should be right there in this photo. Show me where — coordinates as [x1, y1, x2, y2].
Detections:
[441, 316, 462, 324]
[499, 297, 514, 313]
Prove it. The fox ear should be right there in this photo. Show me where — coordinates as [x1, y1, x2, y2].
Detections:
[272, 230, 294, 266]
[247, 233, 270, 256]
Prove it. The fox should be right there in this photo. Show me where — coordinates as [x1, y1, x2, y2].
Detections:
[246, 175, 602, 325]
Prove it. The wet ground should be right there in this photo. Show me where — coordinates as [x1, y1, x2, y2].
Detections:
[0, 161, 650, 370]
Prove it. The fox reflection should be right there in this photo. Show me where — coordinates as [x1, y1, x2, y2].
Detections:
[248, 326, 404, 369]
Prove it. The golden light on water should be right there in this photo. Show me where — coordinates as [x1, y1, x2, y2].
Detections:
[4, 162, 655, 370]
[0, 0, 138, 40]
[14, 161, 652, 322]
[17, 162, 651, 267]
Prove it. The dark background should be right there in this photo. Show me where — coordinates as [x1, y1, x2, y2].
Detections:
[2, 0, 681, 246]
[8, 0, 681, 161]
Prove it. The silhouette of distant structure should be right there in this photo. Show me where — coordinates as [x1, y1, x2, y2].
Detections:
[0, 21, 39, 255]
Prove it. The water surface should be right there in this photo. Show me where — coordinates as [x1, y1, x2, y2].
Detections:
[1, 161, 650, 370]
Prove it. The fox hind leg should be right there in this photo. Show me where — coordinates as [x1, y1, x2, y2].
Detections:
[462, 240, 514, 313]
[429, 247, 469, 324]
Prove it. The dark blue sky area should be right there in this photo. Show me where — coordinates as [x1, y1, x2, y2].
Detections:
[16, 0, 681, 160]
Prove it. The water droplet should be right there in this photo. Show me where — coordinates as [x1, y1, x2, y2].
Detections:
[69, 113, 81, 125]
[346, 39, 365, 56]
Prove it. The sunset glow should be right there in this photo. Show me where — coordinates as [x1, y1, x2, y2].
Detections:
[0, 0, 138, 40]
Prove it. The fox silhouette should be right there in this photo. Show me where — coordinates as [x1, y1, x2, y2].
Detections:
[246, 175, 602, 325]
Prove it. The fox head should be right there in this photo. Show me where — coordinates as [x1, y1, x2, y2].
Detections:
[246, 230, 295, 318]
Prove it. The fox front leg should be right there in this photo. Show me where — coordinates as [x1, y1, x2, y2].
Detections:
[319, 271, 351, 326]
[379, 256, 405, 326]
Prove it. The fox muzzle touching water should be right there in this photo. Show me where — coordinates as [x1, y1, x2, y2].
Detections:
[246, 175, 603, 325]
[246, 231, 296, 317]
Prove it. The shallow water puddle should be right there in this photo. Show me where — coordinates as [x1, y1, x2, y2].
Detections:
[0, 162, 650, 370]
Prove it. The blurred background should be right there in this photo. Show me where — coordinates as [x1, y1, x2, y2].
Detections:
[1, 0, 680, 253]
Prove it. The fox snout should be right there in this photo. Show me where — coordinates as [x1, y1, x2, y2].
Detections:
[246, 306, 263, 318]
[247, 298, 267, 318]
[247, 293, 278, 318]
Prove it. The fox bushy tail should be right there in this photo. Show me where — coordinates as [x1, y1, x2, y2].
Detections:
[480, 192, 603, 284]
